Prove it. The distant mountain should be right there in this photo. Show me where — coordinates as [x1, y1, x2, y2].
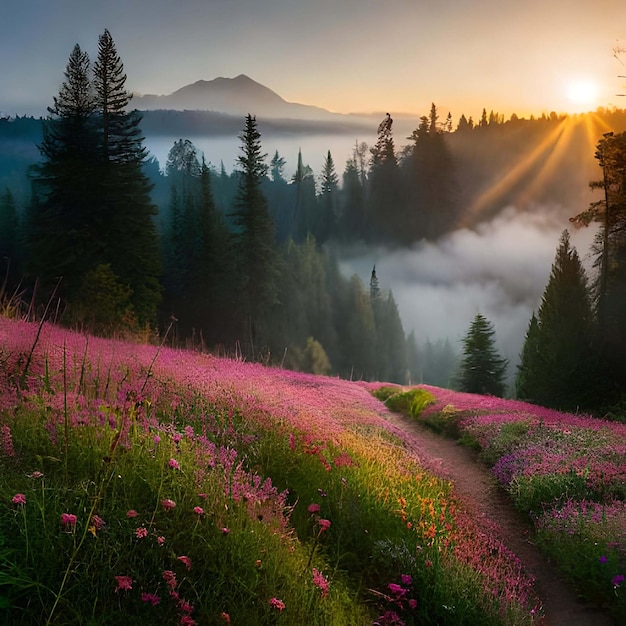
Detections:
[133, 74, 341, 121]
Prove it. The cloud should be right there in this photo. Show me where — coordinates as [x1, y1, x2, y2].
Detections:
[339, 206, 597, 366]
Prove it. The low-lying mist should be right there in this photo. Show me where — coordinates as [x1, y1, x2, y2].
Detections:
[338, 206, 597, 373]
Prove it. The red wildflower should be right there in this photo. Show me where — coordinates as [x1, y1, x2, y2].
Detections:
[114, 575, 133, 592]
[177, 555, 192, 570]
[61, 513, 77, 528]
[141, 592, 161, 606]
[12, 493, 26, 505]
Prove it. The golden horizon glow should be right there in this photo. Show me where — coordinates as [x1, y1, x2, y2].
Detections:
[457, 112, 608, 229]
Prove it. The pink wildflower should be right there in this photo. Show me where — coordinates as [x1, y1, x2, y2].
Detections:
[193, 506, 204, 515]
[114, 575, 133, 592]
[220, 612, 231, 623]
[61, 513, 77, 528]
[408, 598, 418, 609]
[163, 570, 177, 588]
[307, 503, 321, 514]
[12, 493, 26, 505]
[173, 433, 182, 444]
[141, 592, 161, 606]
[161, 498, 176, 511]
[612, 574, 625, 588]
[135, 526, 148, 539]
[180, 616, 196, 626]
[178, 555, 192, 570]
[312, 568, 329, 597]
[197, 493, 207, 499]
[269, 597, 285, 612]
[91, 515, 105, 530]
[400, 574, 412, 586]
[2, 424, 14, 457]
[28, 470, 44, 479]
[221, 527, 230, 535]
[168, 458, 180, 470]
[126, 509, 138, 518]
[157, 535, 166, 545]
[318, 518, 331, 531]
[153, 435, 161, 444]
[388, 582, 406, 597]
[178, 598, 194, 613]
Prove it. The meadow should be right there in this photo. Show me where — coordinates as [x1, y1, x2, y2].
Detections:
[0, 316, 620, 624]
[408, 385, 626, 621]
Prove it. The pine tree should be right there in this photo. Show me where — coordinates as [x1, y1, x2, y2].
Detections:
[28, 43, 101, 301]
[231, 114, 278, 357]
[368, 113, 402, 242]
[404, 103, 459, 240]
[516, 231, 595, 409]
[339, 156, 365, 241]
[0, 188, 19, 287]
[92, 29, 161, 324]
[457, 313, 508, 396]
[316, 150, 338, 243]
[516, 313, 542, 401]
[291, 148, 316, 241]
[571, 131, 626, 395]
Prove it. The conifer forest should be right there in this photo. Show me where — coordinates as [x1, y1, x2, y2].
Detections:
[3, 30, 626, 418]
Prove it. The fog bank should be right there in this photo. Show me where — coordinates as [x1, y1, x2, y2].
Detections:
[339, 207, 597, 368]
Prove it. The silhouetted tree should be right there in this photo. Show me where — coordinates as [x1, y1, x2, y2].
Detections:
[291, 148, 316, 241]
[571, 131, 626, 395]
[231, 114, 278, 357]
[368, 113, 402, 242]
[516, 231, 595, 409]
[457, 313, 508, 396]
[338, 156, 365, 240]
[316, 150, 338, 243]
[403, 103, 459, 240]
[0, 188, 19, 287]
[91, 29, 161, 324]
[28, 43, 101, 302]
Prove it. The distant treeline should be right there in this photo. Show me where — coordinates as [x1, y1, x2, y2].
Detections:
[3, 33, 626, 403]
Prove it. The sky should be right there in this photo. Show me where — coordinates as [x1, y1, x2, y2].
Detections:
[2, 0, 625, 120]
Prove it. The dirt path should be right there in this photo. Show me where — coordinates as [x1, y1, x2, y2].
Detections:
[383, 412, 616, 626]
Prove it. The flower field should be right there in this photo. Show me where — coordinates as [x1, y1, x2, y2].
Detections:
[0, 317, 563, 624]
[414, 384, 626, 620]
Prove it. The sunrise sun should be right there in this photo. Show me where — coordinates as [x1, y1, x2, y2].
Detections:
[565, 79, 599, 111]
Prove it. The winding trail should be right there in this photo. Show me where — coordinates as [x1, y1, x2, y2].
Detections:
[383, 412, 616, 626]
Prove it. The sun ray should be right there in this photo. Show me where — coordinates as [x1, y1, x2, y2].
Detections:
[456, 113, 611, 229]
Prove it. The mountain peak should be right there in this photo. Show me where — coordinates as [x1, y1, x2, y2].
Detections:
[133, 75, 337, 121]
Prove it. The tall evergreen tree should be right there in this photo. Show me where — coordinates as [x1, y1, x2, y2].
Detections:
[28, 43, 100, 301]
[403, 103, 459, 240]
[231, 114, 278, 357]
[516, 231, 595, 409]
[368, 113, 402, 242]
[457, 313, 508, 396]
[571, 131, 626, 395]
[339, 156, 365, 241]
[0, 188, 19, 288]
[91, 29, 161, 324]
[291, 148, 316, 241]
[316, 150, 339, 243]
[29, 32, 161, 328]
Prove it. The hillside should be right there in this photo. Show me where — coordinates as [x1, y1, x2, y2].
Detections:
[0, 317, 624, 623]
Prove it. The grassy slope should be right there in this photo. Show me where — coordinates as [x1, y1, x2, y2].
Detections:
[0, 318, 552, 624]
